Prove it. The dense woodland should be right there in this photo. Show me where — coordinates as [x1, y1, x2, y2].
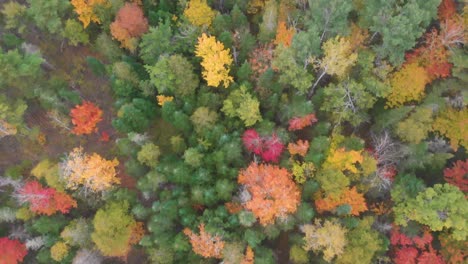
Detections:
[0, 0, 467, 263]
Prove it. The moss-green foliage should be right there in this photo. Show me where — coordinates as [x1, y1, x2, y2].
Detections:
[222, 85, 262, 126]
[137, 143, 161, 168]
[394, 184, 468, 241]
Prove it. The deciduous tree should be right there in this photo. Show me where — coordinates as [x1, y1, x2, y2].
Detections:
[195, 33, 233, 88]
[443, 160, 468, 192]
[183, 223, 225, 259]
[110, 3, 149, 51]
[288, 140, 309, 157]
[238, 163, 300, 225]
[315, 187, 368, 216]
[60, 147, 120, 192]
[70, 101, 103, 135]
[432, 107, 468, 150]
[386, 62, 429, 108]
[222, 85, 262, 127]
[0, 237, 27, 264]
[183, 0, 216, 27]
[70, 0, 107, 28]
[288, 113, 317, 131]
[16, 180, 77, 215]
[300, 219, 347, 262]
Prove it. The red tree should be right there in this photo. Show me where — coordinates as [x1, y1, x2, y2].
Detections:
[242, 129, 284, 162]
[0, 237, 27, 264]
[70, 101, 103, 135]
[438, 0, 456, 20]
[17, 181, 77, 215]
[443, 160, 468, 192]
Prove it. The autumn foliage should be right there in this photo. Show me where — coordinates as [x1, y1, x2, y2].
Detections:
[110, 3, 149, 51]
[60, 147, 120, 192]
[183, 0, 216, 27]
[183, 224, 225, 259]
[274, 21, 295, 47]
[195, 33, 233, 88]
[71, 0, 108, 28]
[0, 237, 28, 264]
[288, 140, 309, 157]
[315, 187, 367, 215]
[242, 129, 285, 162]
[238, 163, 300, 225]
[444, 160, 468, 192]
[386, 62, 429, 108]
[17, 180, 77, 215]
[288, 113, 318, 131]
[70, 101, 103, 135]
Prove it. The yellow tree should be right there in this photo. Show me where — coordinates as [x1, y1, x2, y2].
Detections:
[60, 147, 120, 192]
[0, 119, 17, 138]
[433, 107, 468, 150]
[386, 62, 429, 108]
[184, 223, 225, 259]
[184, 0, 216, 27]
[70, 0, 108, 28]
[309, 36, 358, 97]
[300, 219, 347, 262]
[195, 33, 233, 88]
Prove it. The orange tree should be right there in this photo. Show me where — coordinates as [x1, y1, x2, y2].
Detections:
[238, 162, 301, 225]
[70, 101, 103, 135]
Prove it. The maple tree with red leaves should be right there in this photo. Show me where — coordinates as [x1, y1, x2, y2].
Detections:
[438, 0, 457, 20]
[394, 247, 419, 264]
[183, 224, 225, 259]
[17, 181, 77, 216]
[70, 101, 103, 135]
[0, 237, 28, 264]
[443, 159, 468, 192]
[288, 113, 318, 131]
[238, 162, 301, 225]
[242, 129, 285, 163]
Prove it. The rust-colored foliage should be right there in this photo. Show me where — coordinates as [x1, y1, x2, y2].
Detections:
[241, 246, 255, 264]
[274, 21, 295, 47]
[394, 247, 419, 264]
[110, 3, 149, 51]
[18, 181, 77, 216]
[438, 0, 457, 20]
[129, 222, 145, 245]
[406, 29, 452, 82]
[440, 16, 466, 48]
[225, 202, 243, 214]
[238, 163, 301, 225]
[443, 160, 468, 192]
[439, 232, 468, 264]
[183, 224, 225, 259]
[347, 23, 369, 51]
[315, 187, 367, 216]
[288, 140, 309, 157]
[70, 101, 103, 135]
[370, 202, 392, 216]
[0, 237, 27, 264]
[288, 113, 318, 131]
[248, 43, 274, 79]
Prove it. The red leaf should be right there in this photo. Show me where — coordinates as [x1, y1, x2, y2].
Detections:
[0, 237, 27, 264]
[444, 159, 468, 192]
[288, 114, 318, 131]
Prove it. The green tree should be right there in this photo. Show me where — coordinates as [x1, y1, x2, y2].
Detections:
[362, 0, 441, 65]
[146, 55, 199, 97]
[92, 201, 138, 257]
[222, 85, 262, 126]
[113, 98, 156, 133]
[336, 217, 384, 264]
[395, 107, 433, 144]
[139, 20, 174, 65]
[62, 19, 89, 46]
[258, 0, 278, 43]
[321, 80, 377, 126]
[26, 0, 71, 34]
[272, 45, 314, 94]
[190, 107, 218, 134]
[394, 184, 468, 241]
[137, 143, 161, 168]
[1, 1, 27, 33]
[306, 0, 353, 41]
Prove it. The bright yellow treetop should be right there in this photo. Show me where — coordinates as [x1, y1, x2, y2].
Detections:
[70, 0, 108, 28]
[60, 147, 120, 192]
[386, 62, 429, 108]
[183, 0, 216, 27]
[195, 33, 233, 88]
